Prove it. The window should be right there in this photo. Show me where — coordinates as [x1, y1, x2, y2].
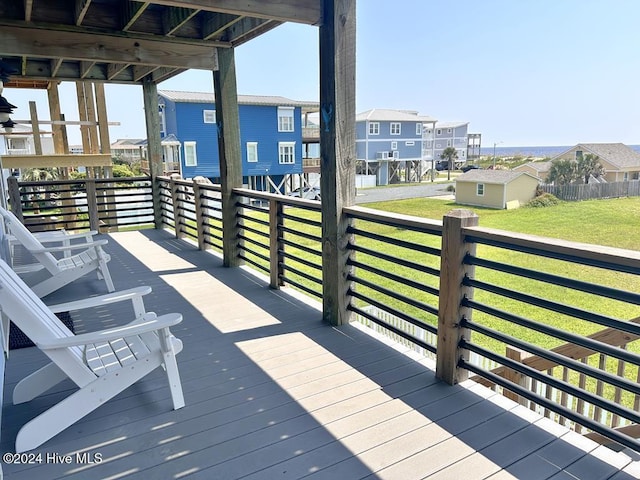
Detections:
[416, 123, 422, 135]
[369, 122, 379, 135]
[184, 141, 197, 166]
[392, 151, 399, 159]
[447, 140, 451, 147]
[390, 123, 401, 135]
[203, 110, 216, 123]
[575, 150, 583, 160]
[158, 104, 166, 137]
[278, 107, 295, 132]
[436, 129, 442, 135]
[447, 128, 452, 134]
[476, 183, 485, 196]
[278, 142, 296, 164]
[405, 141, 415, 146]
[623, 172, 629, 181]
[247, 142, 258, 163]
[391, 141, 398, 150]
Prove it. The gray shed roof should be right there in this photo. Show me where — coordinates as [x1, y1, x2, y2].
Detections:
[159, 90, 319, 109]
[514, 161, 552, 173]
[554, 143, 640, 169]
[456, 169, 538, 185]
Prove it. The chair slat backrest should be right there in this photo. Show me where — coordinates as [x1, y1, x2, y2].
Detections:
[0, 259, 92, 384]
[0, 208, 59, 272]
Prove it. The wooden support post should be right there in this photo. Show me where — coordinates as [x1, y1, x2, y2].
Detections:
[169, 174, 184, 239]
[504, 346, 531, 405]
[319, 0, 357, 326]
[85, 179, 100, 232]
[269, 198, 284, 289]
[28, 101, 43, 156]
[192, 176, 209, 251]
[213, 47, 242, 268]
[436, 209, 479, 385]
[7, 177, 23, 221]
[75, 82, 93, 178]
[142, 78, 163, 229]
[47, 82, 66, 155]
[94, 83, 116, 230]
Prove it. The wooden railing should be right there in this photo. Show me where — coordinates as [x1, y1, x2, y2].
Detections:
[12, 175, 640, 452]
[7, 176, 154, 232]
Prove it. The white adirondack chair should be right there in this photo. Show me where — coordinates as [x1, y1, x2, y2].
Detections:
[0, 259, 185, 453]
[0, 207, 115, 297]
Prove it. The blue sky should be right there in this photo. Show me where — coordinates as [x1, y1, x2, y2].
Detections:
[4, 0, 639, 148]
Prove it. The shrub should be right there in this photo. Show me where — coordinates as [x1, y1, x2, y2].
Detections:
[525, 193, 561, 208]
[446, 184, 455, 192]
[112, 164, 136, 177]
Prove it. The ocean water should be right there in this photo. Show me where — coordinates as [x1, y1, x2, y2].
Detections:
[479, 145, 640, 158]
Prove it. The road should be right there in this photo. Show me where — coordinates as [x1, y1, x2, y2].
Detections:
[354, 182, 455, 204]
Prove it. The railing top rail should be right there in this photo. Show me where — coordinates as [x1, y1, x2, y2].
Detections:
[464, 225, 640, 271]
[17, 176, 151, 187]
[344, 205, 443, 235]
[233, 188, 321, 210]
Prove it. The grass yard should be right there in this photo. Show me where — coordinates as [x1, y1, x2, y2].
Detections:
[362, 196, 640, 250]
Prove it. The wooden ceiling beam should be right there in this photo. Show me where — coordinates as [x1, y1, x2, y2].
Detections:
[107, 63, 129, 80]
[0, 24, 223, 70]
[201, 12, 242, 40]
[122, 1, 151, 31]
[80, 60, 97, 78]
[228, 18, 282, 46]
[163, 6, 200, 36]
[151, 67, 185, 83]
[150, 0, 322, 25]
[23, 0, 34, 22]
[50, 59, 64, 77]
[133, 65, 159, 82]
[75, 0, 92, 26]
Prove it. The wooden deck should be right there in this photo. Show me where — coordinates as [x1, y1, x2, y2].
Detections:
[2, 229, 639, 479]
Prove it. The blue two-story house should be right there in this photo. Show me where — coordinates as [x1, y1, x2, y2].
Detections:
[428, 121, 470, 165]
[355, 109, 437, 185]
[158, 90, 319, 191]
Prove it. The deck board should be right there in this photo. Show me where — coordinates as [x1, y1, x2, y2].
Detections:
[2, 229, 637, 479]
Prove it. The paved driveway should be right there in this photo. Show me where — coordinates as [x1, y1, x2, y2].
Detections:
[355, 182, 455, 204]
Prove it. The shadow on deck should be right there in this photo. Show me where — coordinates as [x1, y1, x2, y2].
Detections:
[2, 229, 638, 479]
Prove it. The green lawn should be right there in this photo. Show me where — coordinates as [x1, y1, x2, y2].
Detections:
[362, 196, 640, 250]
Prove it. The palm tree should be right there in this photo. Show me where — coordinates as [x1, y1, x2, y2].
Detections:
[576, 153, 605, 184]
[21, 168, 61, 209]
[440, 147, 458, 181]
[547, 159, 578, 185]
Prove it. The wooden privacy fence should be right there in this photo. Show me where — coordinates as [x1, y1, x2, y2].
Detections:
[541, 180, 640, 201]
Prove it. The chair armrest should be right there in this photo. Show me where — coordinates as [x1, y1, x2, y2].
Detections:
[30, 239, 108, 253]
[34, 230, 98, 243]
[47, 286, 152, 318]
[37, 313, 182, 349]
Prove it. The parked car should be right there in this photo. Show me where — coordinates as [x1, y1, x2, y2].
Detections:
[461, 164, 481, 173]
[435, 161, 449, 171]
[288, 186, 321, 200]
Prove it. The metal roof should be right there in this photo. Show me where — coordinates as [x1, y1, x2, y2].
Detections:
[159, 90, 319, 109]
[0, 1, 322, 86]
[356, 109, 437, 123]
[456, 169, 538, 185]
[514, 161, 552, 173]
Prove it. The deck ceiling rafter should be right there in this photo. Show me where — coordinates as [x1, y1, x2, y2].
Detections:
[0, 24, 222, 71]
[150, 0, 322, 25]
[0, 1, 319, 85]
